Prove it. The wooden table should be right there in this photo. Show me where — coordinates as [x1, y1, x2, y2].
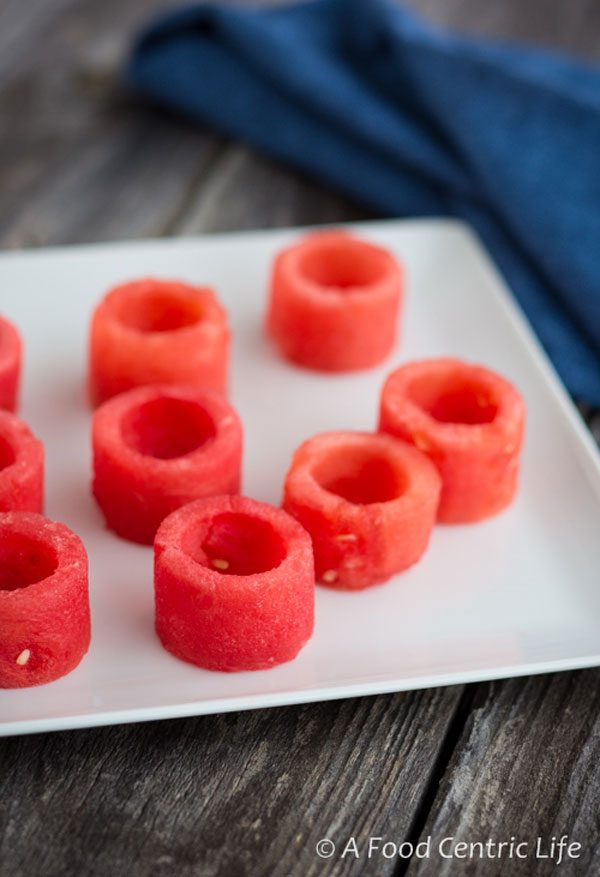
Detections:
[1, 2, 599, 874]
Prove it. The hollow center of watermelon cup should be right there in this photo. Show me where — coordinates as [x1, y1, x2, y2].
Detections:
[121, 396, 216, 460]
[0, 532, 58, 592]
[116, 289, 204, 333]
[299, 237, 391, 291]
[407, 374, 499, 425]
[181, 512, 287, 577]
[313, 445, 408, 505]
[0, 435, 16, 471]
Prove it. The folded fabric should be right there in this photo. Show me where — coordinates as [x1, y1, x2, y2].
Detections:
[127, 0, 600, 404]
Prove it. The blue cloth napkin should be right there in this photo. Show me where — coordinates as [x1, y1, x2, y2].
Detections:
[127, 0, 600, 404]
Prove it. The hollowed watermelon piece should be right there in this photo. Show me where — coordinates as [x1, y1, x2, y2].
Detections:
[267, 231, 403, 371]
[0, 410, 44, 513]
[283, 431, 441, 590]
[88, 278, 230, 406]
[0, 315, 22, 413]
[93, 385, 243, 545]
[379, 358, 526, 523]
[154, 496, 314, 672]
[0, 511, 90, 688]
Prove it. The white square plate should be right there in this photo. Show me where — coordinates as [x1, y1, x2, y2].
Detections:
[1, 219, 599, 737]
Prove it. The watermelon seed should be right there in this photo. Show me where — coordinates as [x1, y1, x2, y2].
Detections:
[322, 570, 338, 583]
[344, 558, 361, 569]
[413, 435, 428, 451]
[16, 649, 30, 666]
[212, 558, 230, 571]
[335, 534, 357, 543]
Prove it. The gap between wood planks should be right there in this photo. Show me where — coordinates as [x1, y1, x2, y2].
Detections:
[393, 685, 479, 877]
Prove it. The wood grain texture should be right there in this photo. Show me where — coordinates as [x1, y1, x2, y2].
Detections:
[408, 673, 600, 876]
[0, 0, 227, 247]
[175, 144, 370, 235]
[0, 0, 599, 875]
[0, 688, 465, 877]
[406, 0, 600, 60]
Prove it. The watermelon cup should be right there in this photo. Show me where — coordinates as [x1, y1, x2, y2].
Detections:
[379, 358, 526, 523]
[0, 511, 90, 688]
[283, 431, 441, 590]
[0, 315, 22, 412]
[88, 278, 230, 407]
[92, 385, 243, 545]
[0, 410, 44, 513]
[266, 231, 403, 371]
[154, 496, 315, 672]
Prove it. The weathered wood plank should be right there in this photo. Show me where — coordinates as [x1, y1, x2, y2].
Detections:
[408, 672, 600, 876]
[0, 688, 466, 877]
[589, 411, 600, 445]
[406, 0, 600, 60]
[175, 144, 371, 234]
[0, 108, 222, 247]
[0, 0, 224, 247]
[0, 0, 82, 79]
